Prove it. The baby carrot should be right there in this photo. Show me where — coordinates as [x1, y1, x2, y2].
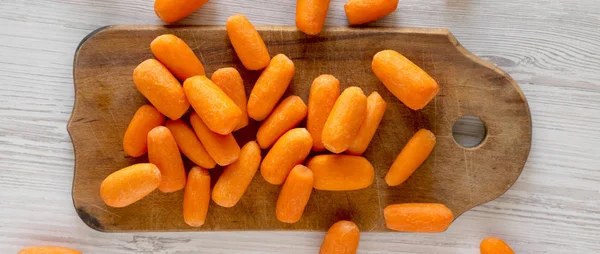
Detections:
[257, 95, 308, 149]
[261, 128, 313, 185]
[296, 0, 331, 35]
[385, 129, 436, 186]
[347, 92, 387, 155]
[480, 237, 515, 254]
[123, 105, 165, 157]
[154, 0, 209, 23]
[190, 112, 240, 166]
[319, 220, 360, 254]
[18, 246, 82, 254]
[211, 67, 248, 131]
[212, 141, 262, 207]
[100, 163, 161, 208]
[148, 126, 187, 193]
[165, 120, 216, 169]
[276, 165, 314, 223]
[372, 50, 439, 110]
[247, 54, 295, 121]
[307, 74, 340, 151]
[184, 75, 242, 135]
[183, 166, 211, 227]
[307, 155, 374, 191]
[344, 0, 398, 25]
[133, 59, 190, 119]
[383, 203, 454, 232]
[151, 34, 205, 80]
[322, 86, 367, 153]
[226, 14, 270, 70]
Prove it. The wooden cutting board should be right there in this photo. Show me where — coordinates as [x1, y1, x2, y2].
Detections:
[69, 25, 531, 232]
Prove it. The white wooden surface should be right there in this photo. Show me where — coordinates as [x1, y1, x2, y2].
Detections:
[1, 0, 599, 253]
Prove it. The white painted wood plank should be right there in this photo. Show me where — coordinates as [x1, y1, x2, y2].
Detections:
[0, 0, 599, 253]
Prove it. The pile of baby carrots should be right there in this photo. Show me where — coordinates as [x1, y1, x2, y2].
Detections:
[19, 1, 516, 254]
[102, 12, 447, 230]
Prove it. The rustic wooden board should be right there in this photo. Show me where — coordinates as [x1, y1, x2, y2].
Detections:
[69, 25, 531, 232]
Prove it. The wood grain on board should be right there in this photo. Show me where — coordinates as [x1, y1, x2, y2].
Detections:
[68, 25, 531, 232]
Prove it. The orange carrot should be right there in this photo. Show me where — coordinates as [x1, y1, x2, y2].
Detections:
[165, 119, 216, 169]
[276, 165, 314, 223]
[372, 50, 439, 110]
[189, 112, 240, 166]
[383, 203, 453, 232]
[154, 0, 209, 23]
[18, 246, 82, 254]
[385, 129, 436, 186]
[123, 105, 165, 157]
[261, 128, 313, 185]
[247, 54, 295, 121]
[133, 59, 190, 119]
[480, 237, 515, 254]
[211, 67, 249, 130]
[100, 163, 161, 208]
[257, 95, 308, 149]
[212, 141, 262, 207]
[148, 126, 187, 193]
[307, 75, 340, 151]
[183, 166, 211, 227]
[344, 0, 398, 25]
[347, 92, 387, 155]
[322, 86, 367, 153]
[319, 220, 360, 254]
[307, 155, 374, 191]
[226, 14, 270, 70]
[296, 0, 331, 35]
[184, 75, 242, 135]
[151, 34, 205, 80]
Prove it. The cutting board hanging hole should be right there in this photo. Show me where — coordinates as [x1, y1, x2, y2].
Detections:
[452, 115, 487, 148]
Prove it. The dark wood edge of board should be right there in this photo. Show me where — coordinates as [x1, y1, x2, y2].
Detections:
[68, 25, 532, 233]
